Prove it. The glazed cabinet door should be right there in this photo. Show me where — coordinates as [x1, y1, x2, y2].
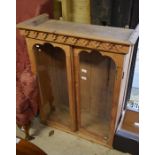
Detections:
[27, 38, 76, 131]
[74, 48, 122, 145]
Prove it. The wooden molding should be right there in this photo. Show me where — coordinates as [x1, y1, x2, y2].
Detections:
[19, 29, 129, 54]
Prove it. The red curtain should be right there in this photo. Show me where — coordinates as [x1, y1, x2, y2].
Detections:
[16, 0, 53, 125]
[16, 0, 53, 77]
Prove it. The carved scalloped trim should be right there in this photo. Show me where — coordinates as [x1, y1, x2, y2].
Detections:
[19, 30, 129, 53]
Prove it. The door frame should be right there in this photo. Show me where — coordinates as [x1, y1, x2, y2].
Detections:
[25, 38, 77, 131]
[73, 47, 124, 146]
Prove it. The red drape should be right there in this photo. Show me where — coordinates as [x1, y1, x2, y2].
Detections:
[16, 0, 53, 125]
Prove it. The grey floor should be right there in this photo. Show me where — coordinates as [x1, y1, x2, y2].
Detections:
[16, 118, 130, 155]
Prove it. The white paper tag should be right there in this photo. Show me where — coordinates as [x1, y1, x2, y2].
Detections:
[81, 76, 87, 80]
[81, 68, 87, 73]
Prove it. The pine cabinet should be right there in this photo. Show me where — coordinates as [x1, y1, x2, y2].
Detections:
[17, 14, 139, 147]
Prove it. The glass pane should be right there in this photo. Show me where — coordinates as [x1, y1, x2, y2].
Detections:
[127, 49, 139, 111]
[79, 51, 116, 140]
[33, 43, 71, 128]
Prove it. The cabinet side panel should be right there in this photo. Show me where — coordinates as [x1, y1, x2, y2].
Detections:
[115, 47, 133, 128]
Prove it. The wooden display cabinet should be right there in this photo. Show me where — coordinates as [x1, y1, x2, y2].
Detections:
[17, 14, 139, 147]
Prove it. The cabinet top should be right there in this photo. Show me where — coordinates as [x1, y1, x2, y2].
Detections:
[17, 14, 139, 53]
[17, 14, 139, 47]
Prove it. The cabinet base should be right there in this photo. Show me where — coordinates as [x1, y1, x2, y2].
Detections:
[43, 120, 112, 148]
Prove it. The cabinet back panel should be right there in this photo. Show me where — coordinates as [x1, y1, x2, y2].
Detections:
[34, 43, 71, 128]
[79, 51, 116, 139]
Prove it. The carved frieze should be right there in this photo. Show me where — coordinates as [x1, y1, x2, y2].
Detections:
[19, 29, 129, 53]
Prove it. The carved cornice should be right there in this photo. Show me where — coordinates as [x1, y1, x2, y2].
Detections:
[20, 29, 129, 54]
